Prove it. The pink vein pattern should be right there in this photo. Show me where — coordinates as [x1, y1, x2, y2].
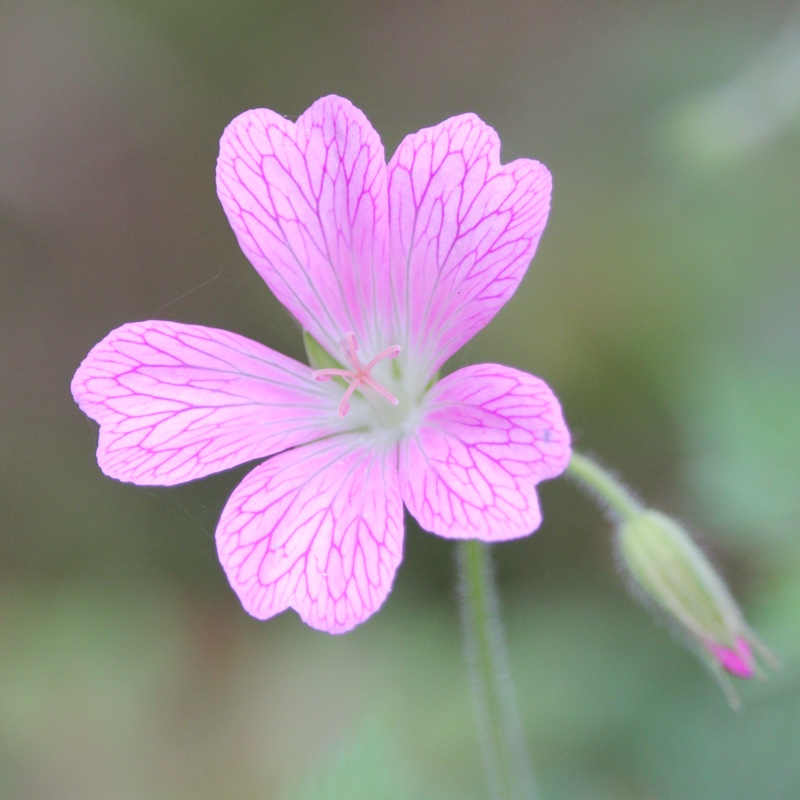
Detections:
[72, 321, 341, 486]
[217, 437, 403, 633]
[216, 97, 391, 358]
[72, 95, 571, 633]
[388, 114, 552, 373]
[401, 365, 570, 540]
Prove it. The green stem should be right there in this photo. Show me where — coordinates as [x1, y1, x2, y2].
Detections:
[455, 453, 639, 798]
[565, 451, 643, 522]
[457, 539, 536, 800]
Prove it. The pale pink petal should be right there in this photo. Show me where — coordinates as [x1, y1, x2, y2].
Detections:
[216, 95, 392, 362]
[71, 321, 342, 486]
[400, 364, 570, 541]
[216, 437, 403, 634]
[387, 115, 551, 373]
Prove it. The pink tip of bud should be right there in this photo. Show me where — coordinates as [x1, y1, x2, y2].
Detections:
[706, 637, 755, 679]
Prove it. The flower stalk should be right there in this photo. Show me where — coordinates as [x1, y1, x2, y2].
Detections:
[565, 451, 642, 523]
[457, 540, 536, 800]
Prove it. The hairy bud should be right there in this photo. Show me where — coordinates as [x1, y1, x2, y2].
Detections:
[617, 510, 775, 706]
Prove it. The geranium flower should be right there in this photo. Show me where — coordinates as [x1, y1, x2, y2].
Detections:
[71, 96, 571, 633]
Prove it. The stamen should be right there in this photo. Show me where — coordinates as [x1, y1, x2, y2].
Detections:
[312, 332, 401, 417]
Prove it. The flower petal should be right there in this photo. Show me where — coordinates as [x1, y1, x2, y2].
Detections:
[388, 115, 551, 373]
[71, 321, 341, 486]
[400, 364, 570, 541]
[216, 95, 391, 361]
[216, 437, 403, 634]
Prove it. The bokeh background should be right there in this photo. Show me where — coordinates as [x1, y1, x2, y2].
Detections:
[2, 1, 799, 798]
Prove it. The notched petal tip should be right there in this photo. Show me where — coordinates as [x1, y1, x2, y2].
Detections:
[215, 437, 405, 634]
[401, 364, 570, 542]
[71, 320, 341, 487]
[387, 112, 554, 368]
[215, 95, 390, 360]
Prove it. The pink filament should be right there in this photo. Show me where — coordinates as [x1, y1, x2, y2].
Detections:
[313, 332, 401, 416]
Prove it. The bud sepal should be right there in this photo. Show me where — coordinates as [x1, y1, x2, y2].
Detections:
[617, 509, 776, 707]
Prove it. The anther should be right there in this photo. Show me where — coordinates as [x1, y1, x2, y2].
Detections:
[312, 332, 401, 417]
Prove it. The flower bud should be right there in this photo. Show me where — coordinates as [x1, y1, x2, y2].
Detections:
[616, 509, 774, 704]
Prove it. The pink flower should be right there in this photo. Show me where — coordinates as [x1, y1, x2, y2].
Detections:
[71, 96, 571, 633]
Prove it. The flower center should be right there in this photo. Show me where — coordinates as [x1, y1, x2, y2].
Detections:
[312, 332, 401, 417]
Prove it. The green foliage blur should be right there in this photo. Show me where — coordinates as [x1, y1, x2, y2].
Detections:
[2, 1, 798, 797]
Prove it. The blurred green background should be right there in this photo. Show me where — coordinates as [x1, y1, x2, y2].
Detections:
[2, 1, 799, 798]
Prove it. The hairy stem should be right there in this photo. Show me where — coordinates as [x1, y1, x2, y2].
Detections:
[565, 451, 643, 522]
[457, 539, 536, 800]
